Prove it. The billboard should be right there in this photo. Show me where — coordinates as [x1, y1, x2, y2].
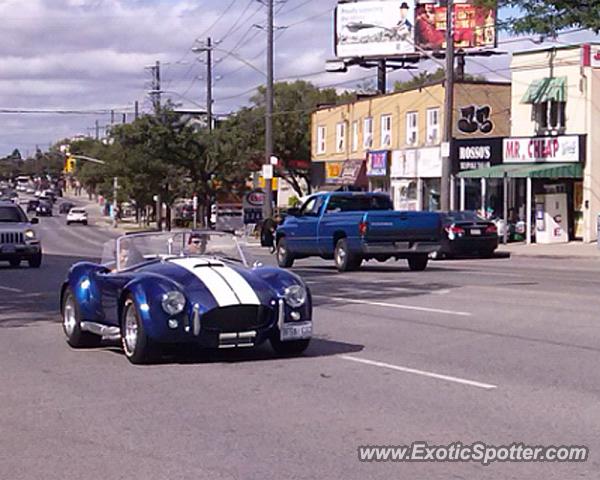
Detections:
[335, 0, 417, 58]
[335, 0, 496, 59]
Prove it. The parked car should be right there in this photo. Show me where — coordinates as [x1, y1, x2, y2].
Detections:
[275, 192, 442, 272]
[66, 208, 88, 225]
[27, 199, 40, 213]
[36, 200, 53, 217]
[0, 201, 42, 267]
[432, 211, 499, 259]
[59, 201, 75, 214]
[60, 231, 313, 364]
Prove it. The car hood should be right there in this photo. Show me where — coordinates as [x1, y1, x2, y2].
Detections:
[138, 257, 279, 311]
[0, 222, 33, 231]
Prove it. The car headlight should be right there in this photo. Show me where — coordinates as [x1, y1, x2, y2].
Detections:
[24, 229, 35, 239]
[284, 285, 307, 308]
[161, 291, 186, 315]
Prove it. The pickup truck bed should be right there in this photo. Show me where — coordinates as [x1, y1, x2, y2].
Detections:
[275, 192, 442, 272]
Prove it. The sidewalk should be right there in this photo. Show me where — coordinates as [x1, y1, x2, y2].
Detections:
[62, 191, 132, 234]
[497, 241, 600, 259]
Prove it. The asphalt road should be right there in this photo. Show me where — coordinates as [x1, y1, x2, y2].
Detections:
[1, 201, 600, 479]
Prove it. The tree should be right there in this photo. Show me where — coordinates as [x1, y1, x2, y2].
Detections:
[477, 1, 600, 36]
[394, 68, 486, 92]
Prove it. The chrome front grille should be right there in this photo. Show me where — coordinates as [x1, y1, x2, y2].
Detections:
[0, 232, 24, 245]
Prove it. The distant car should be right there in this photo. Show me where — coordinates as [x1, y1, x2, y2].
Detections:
[34, 190, 42, 197]
[59, 201, 75, 214]
[42, 191, 56, 203]
[25, 187, 35, 194]
[432, 211, 499, 259]
[66, 208, 88, 225]
[27, 199, 40, 213]
[36, 201, 53, 217]
[60, 231, 313, 364]
[0, 201, 42, 268]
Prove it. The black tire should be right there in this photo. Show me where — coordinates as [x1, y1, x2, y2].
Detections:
[334, 238, 361, 272]
[9, 258, 20, 268]
[407, 255, 429, 271]
[62, 287, 102, 348]
[83, 221, 88, 226]
[480, 249, 495, 259]
[28, 253, 42, 268]
[270, 335, 310, 356]
[276, 237, 295, 268]
[120, 296, 156, 364]
[66, 221, 71, 225]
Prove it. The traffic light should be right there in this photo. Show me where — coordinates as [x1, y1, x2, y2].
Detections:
[64, 156, 76, 173]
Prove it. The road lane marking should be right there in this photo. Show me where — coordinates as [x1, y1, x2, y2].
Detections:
[0, 285, 23, 293]
[322, 296, 472, 317]
[340, 355, 497, 390]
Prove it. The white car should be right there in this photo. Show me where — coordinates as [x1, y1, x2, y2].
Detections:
[66, 208, 88, 226]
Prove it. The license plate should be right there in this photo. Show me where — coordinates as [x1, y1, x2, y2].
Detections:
[1, 245, 16, 253]
[470, 229, 481, 236]
[280, 322, 312, 341]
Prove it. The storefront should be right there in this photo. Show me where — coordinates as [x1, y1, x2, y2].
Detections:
[453, 137, 504, 213]
[457, 134, 585, 244]
[390, 147, 442, 211]
[366, 150, 390, 193]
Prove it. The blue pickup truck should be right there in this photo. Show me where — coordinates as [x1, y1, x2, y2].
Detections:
[275, 192, 442, 272]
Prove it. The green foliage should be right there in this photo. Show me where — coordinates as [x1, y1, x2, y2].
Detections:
[288, 196, 301, 208]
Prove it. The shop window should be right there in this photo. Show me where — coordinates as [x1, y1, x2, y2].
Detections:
[317, 126, 326, 154]
[336, 122, 346, 153]
[351, 121, 359, 152]
[426, 108, 440, 144]
[406, 111, 418, 146]
[534, 101, 566, 132]
[363, 117, 373, 148]
[380, 114, 392, 147]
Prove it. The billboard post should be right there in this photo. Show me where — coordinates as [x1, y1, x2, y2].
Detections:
[441, 0, 454, 212]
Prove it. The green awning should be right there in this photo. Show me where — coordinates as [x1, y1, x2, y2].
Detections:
[521, 77, 567, 104]
[457, 162, 582, 179]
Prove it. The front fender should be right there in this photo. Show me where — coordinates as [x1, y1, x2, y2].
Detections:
[61, 261, 105, 321]
[119, 276, 183, 341]
[252, 267, 312, 321]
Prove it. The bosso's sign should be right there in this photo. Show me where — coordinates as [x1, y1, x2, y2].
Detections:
[503, 136, 580, 163]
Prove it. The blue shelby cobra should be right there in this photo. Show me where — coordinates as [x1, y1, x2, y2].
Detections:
[60, 231, 312, 364]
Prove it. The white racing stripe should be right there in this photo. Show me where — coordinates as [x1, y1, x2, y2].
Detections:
[322, 296, 471, 317]
[340, 355, 497, 390]
[169, 258, 259, 307]
[0, 285, 23, 293]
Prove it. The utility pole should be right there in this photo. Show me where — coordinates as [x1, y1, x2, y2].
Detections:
[377, 59, 386, 94]
[95, 120, 100, 140]
[263, 0, 274, 220]
[113, 177, 118, 228]
[134, 101, 139, 120]
[155, 60, 161, 113]
[206, 37, 213, 132]
[441, 0, 455, 211]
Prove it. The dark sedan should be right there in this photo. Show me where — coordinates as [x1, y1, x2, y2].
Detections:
[27, 199, 40, 213]
[59, 201, 75, 214]
[433, 211, 498, 259]
[36, 200, 53, 217]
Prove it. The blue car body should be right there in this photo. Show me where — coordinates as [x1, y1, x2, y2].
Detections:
[60, 240, 312, 357]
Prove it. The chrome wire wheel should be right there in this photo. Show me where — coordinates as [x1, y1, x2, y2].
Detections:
[63, 293, 76, 337]
[336, 246, 346, 266]
[123, 303, 139, 357]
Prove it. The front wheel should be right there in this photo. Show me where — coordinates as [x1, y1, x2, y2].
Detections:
[270, 335, 310, 356]
[276, 237, 295, 268]
[62, 287, 101, 348]
[28, 253, 42, 268]
[121, 296, 156, 364]
[407, 255, 429, 271]
[334, 238, 361, 272]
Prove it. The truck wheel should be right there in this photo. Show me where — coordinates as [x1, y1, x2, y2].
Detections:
[9, 258, 20, 268]
[276, 238, 294, 268]
[28, 253, 42, 268]
[408, 255, 429, 271]
[334, 238, 361, 272]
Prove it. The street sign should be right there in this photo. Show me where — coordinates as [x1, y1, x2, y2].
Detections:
[262, 164, 274, 180]
[243, 189, 265, 225]
[441, 141, 450, 157]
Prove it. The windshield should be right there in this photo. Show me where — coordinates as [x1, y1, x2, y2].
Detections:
[101, 231, 252, 271]
[0, 206, 27, 222]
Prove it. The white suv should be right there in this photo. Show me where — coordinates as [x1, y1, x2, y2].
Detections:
[66, 208, 88, 226]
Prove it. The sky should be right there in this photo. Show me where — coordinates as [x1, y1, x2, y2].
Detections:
[0, 0, 599, 157]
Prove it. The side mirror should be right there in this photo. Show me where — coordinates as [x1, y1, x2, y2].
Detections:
[30, 217, 39, 224]
[287, 208, 300, 216]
